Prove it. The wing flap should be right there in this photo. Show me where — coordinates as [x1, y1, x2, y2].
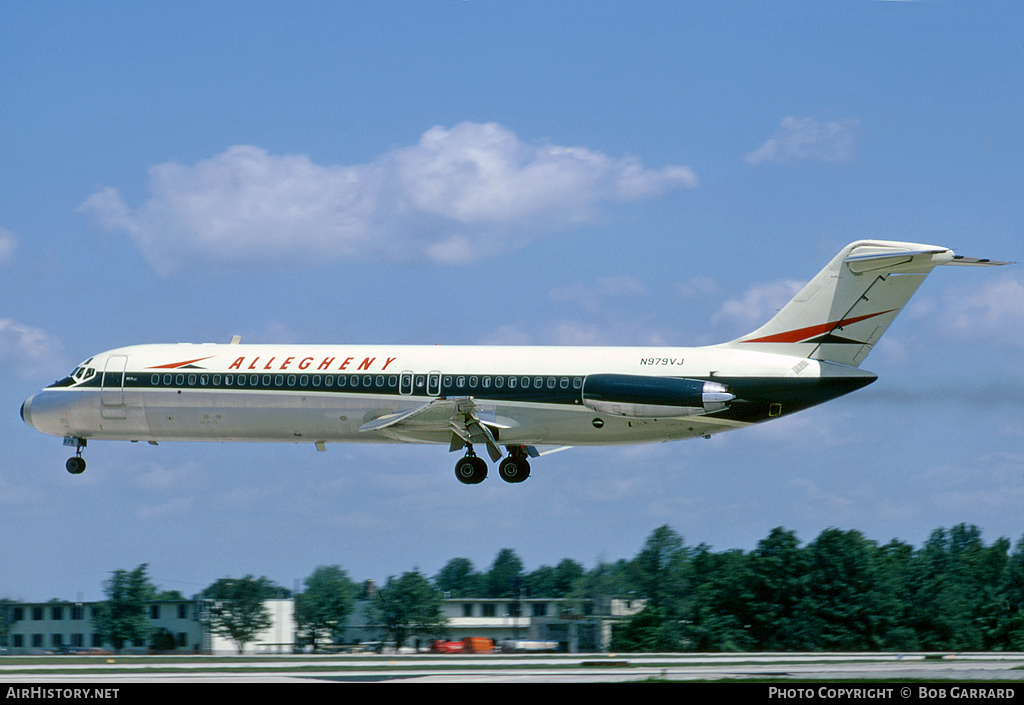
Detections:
[360, 397, 504, 461]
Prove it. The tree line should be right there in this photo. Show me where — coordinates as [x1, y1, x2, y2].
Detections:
[13, 522, 1023, 653]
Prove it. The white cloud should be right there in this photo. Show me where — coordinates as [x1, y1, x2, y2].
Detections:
[78, 122, 698, 273]
[943, 277, 1024, 349]
[548, 276, 647, 314]
[0, 318, 65, 379]
[745, 116, 860, 165]
[711, 278, 804, 335]
[676, 276, 721, 299]
[0, 227, 18, 265]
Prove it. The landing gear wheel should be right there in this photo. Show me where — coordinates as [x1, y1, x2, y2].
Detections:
[66, 456, 86, 474]
[454, 454, 488, 485]
[498, 456, 531, 483]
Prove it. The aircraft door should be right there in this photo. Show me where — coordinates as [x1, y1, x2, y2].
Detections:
[427, 371, 441, 397]
[101, 355, 127, 406]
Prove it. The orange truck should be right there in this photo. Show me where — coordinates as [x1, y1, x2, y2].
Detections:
[430, 637, 494, 654]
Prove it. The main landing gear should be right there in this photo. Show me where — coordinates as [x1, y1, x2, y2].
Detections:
[454, 445, 531, 485]
[454, 451, 488, 485]
[65, 437, 87, 475]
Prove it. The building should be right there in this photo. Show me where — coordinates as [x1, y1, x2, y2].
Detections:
[0, 599, 294, 655]
[1, 594, 639, 655]
[341, 595, 644, 652]
[1, 599, 203, 654]
[436, 596, 644, 652]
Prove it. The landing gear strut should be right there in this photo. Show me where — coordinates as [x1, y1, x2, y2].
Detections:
[65, 438, 87, 475]
[454, 448, 488, 485]
[498, 446, 531, 483]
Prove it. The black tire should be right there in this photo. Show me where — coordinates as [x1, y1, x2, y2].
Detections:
[454, 455, 487, 485]
[498, 457, 530, 483]
[66, 456, 86, 474]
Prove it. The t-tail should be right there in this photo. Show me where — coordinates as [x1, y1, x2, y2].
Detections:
[727, 240, 1008, 367]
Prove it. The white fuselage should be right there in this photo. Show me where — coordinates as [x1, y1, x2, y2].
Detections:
[20, 342, 874, 449]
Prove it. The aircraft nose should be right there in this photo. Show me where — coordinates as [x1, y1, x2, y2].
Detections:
[21, 394, 33, 427]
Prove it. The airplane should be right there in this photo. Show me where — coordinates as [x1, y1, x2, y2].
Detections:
[21, 239, 1007, 484]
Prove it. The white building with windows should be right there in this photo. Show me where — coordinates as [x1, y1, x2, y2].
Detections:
[0, 599, 295, 655]
[1, 594, 639, 654]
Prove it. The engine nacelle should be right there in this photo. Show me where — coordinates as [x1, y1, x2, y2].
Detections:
[581, 374, 734, 418]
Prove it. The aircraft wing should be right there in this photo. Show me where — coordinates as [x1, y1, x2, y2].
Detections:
[360, 397, 504, 461]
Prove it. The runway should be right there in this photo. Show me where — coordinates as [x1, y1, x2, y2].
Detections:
[2, 652, 1024, 684]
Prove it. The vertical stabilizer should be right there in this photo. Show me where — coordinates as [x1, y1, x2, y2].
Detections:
[727, 240, 1006, 367]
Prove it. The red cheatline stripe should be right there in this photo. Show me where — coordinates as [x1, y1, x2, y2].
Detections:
[146, 357, 215, 369]
[742, 309, 896, 344]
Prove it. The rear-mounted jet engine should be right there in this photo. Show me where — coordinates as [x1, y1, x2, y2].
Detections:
[581, 374, 734, 418]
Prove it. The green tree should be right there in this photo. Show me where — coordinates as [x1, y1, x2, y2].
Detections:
[904, 524, 1010, 650]
[294, 565, 356, 651]
[372, 570, 447, 648]
[872, 538, 918, 650]
[201, 575, 282, 654]
[485, 548, 525, 598]
[93, 564, 157, 652]
[525, 558, 585, 598]
[628, 525, 689, 611]
[687, 546, 755, 651]
[747, 527, 808, 650]
[565, 559, 632, 617]
[800, 528, 884, 650]
[1002, 534, 1024, 649]
[434, 558, 483, 597]
[610, 604, 684, 652]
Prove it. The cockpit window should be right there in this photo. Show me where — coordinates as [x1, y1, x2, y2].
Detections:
[70, 366, 97, 383]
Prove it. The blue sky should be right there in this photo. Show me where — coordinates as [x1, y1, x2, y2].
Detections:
[2, 1, 1023, 602]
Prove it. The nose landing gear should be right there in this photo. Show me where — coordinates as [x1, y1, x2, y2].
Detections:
[64, 437, 86, 474]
